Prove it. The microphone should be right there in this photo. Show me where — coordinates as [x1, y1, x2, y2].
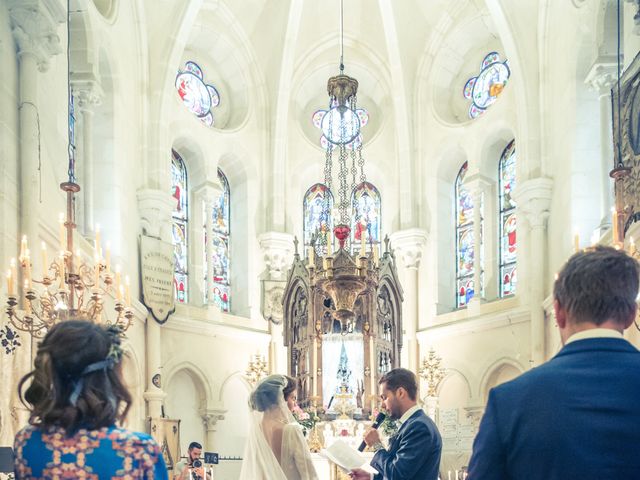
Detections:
[327, 395, 335, 410]
[358, 412, 386, 452]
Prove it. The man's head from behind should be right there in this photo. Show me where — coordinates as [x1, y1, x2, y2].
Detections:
[553, 246, 639, 343]
[188, 442, 202, 461]
[379, 368, 418, 420]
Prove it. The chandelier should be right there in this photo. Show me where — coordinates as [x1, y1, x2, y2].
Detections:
[1, 1, 133, 350]
[306, 0, 376, 330]
[419, 348, 445, 397]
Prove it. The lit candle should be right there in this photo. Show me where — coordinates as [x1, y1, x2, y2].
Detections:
[455, 470, 459, 480]
[105, 242, 111, 274]
[312, 337, 318, 396]
[448, 471, 452, 480]
[58, 213, 65, 251]
[119, 284, 124, 303]
[95, 224, 101, 257]
[326, 232, 333, 256]
[20, 235, 27, 261]
[94, 260, 100, 286]
[41, 242, 48, 275]
[115, 266, 122, 300]
[75, 249, 82, 271]
[612, 209, 619, 245]
[373, 244, 379, 266]
[573, 233, 579, 253]
[24, 280, 31, 315]
[125, 275, 131, 306]
[360, 230, 367, 257]
[369, 336, 376, 394]
[24, 250, 32, 289]
[6, 269, 13, 296]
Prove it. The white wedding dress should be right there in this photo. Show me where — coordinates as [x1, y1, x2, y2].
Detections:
[239, 376, 319, 480]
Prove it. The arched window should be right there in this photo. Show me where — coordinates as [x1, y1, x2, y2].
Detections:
[463, 52, 510, 119]
[209, 168, 231, 312]
[175, 61, 221, 127]
[303, 183, 333, 253]
[171, 150, 188, 303]
[455, 162, 476, 307]
[351, 182, 381, 248]
[499, 140, 517, 296]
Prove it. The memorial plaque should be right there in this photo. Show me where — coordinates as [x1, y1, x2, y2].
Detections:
[141, 235, 176, 324]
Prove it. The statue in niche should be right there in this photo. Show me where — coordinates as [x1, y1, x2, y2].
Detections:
[356, 379, 364, 409]
[291, 348, 299, 377]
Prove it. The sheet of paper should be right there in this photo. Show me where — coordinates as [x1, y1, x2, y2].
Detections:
[320, 440, 378, 474]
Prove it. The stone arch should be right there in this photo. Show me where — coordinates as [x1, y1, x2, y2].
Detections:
[436, 368, 473, 406]
[121, 345, 144, 431]
[479, 357, 525, 401]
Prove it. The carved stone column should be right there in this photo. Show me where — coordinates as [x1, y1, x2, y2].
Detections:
[465, 176, 493, 305]
[201, 409, 226, 451]
[585, 59, 617, 232]
[73, 79, 103, 235]
[390, 228, 428, 372]
[137, 189, 175, 418]
[8, 0, 65, 431]
[193, 181, 223, 305]
[259, 232, 294, 374]
[514, 178, 553, 365]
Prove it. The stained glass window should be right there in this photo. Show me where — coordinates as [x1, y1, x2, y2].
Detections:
[463, 52, 510, 119]
[499, 140, 517, 296]
[175, 61, 221, 127]
[303, 183, 334, 253]
[171, 150, 188, 303]
[312, 104, 369, 150]
[351, 182, 381, 248]
[209, 168, 230, 312]
[455, 162, 477, 308]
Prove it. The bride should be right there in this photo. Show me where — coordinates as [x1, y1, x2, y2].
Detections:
[239, 375, 319, 480]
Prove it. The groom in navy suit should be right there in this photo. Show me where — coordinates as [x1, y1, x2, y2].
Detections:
[351, 368, 442, 480]
[468, 245, 640, 480]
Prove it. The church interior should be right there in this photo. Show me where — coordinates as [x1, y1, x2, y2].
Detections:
[2, 0, 640, 478]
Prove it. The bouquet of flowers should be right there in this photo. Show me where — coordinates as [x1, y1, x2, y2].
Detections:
[292, 405, 320, 433]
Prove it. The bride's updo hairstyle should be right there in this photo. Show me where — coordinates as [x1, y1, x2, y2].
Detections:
[250, 375, 287, 412]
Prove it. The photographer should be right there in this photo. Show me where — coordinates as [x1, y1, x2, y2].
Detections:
[174, 442, 207, 480]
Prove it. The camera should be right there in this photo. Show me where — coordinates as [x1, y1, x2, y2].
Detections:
[193, 459, 202, 468]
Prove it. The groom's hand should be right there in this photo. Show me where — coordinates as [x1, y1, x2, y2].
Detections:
[363, 427, 381, 446]
[350, 468, 371, 479]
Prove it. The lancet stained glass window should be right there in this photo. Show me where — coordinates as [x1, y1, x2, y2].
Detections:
[175, 61, 221, 127]
[171, 150, 188, 303]
[463, 52, 510, 119]
[351, 182, 381, 248]
[499, 140, 517, 296]
[455, 162, 477, 307]
[210, 168, 230, 312]
[303, 183, 334, 254]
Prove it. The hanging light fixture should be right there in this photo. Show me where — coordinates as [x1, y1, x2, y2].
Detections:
[306, 0, 375, 330]
[1, 0, 133, 351]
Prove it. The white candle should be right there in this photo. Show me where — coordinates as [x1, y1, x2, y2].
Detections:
[448, 471, 451, 480]
[6, 269, 13, 296]
[125, 275, 131, 306]
[612, 209, 619, 245]
[360, 229, 366, 257]
[312, 337, 318, 396]
[456, 470, 459, 480]
[373, 244, 379, 266]
[20, 235, 27, 260]
[59, 253, 66, 289]
[95, 224, 101, 257]
[105, 242, 111, 274]
[308, 246, 314, 268]
[24, 251, 32, 289]
[115, 266, 122, 300]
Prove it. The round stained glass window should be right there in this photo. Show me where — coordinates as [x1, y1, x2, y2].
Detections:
[463, 52, 510, 119]
[320, 106, 361, 145]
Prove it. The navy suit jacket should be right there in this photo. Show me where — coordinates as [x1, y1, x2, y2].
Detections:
[371, 408, 442, 480]
[468, 337, 640, 480]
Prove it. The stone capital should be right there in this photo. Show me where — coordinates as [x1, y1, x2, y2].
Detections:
[137, 189, 176, 241]
[71, 75, 104, 111]
[201, 409, 226, 431]
[194, 179, 224, 204]
[585, 57, 619, 93]
[9, 0, 65, 71]
[258, 231, 295, 280]
[512, 177, 553, 229]
[390, 228, 428, 270]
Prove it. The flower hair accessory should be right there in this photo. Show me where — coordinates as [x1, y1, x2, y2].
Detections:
[68, 324, 125, 406]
